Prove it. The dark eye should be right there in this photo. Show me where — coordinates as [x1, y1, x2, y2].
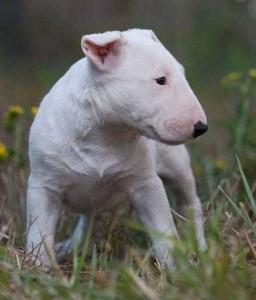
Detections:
[155, 76, 166, 85]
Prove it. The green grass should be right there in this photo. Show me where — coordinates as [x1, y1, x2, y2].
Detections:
[0, 155, 256, 299]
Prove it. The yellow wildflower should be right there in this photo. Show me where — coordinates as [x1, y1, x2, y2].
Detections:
[8, 105, 24, 116]
[221, 72, 242, 87]
[30, 106, 38, 116]
[0, 142, 8, 161]
[192, 163, 203, 176]
[4, 105, 24, 131]
[249, 68, 256, 79]
[214, 159, 228, 170]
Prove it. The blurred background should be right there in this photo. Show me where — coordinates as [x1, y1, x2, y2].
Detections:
[1, 1, 256, 105]
[0, 0, 256, 192]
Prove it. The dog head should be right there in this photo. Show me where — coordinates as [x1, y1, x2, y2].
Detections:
[81, 29, 207, 145]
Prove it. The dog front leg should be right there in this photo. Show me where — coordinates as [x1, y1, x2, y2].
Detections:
[26, 185, 61, 269]
[129, 176, 179, 272]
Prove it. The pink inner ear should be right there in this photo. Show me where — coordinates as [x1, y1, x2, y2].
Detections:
[83, 39, 120, 68]
[98, 48, 108, 64]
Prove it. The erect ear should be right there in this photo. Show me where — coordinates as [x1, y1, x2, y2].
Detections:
[81, 31, 126, 71]
[128, 29, 160, 43]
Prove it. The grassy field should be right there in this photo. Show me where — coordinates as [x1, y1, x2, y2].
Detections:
[0, 71, 256, 299]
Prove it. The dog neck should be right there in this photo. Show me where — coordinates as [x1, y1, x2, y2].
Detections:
[61, 59, 141, 151]
[93, 123, 139, 148]
[72, 122, 138, 160]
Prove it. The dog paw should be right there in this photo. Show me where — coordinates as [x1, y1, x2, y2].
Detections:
[55, 240, 73, 262]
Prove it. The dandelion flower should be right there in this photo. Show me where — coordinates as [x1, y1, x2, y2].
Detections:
[221, 72, 242, 87]
[8, 105, 24, 116]
[0, 142, 8, 161]
[30, 106, 38, 116]
[249, 68, 256, 79]
[3, 105, 24, 131]
[214, 159, 227, 170]
[192, 163, 203, 176]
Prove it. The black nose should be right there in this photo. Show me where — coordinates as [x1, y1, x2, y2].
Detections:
[193, 121, 208, 138]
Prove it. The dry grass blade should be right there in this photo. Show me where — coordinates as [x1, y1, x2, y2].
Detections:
[170, 207, 195, 224]
[243, 231, 256, 260]
[0, 232, 10, 240]
[127, 268, 160, 300]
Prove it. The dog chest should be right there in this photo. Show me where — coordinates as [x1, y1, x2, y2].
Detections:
[63, 173, 126, 213]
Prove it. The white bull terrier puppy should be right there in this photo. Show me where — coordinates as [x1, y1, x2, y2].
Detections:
[26, 29, 208, 272]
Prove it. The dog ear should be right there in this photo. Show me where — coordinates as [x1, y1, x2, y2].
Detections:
[81, 31, 126, 71]
[150, 30, 160, 43]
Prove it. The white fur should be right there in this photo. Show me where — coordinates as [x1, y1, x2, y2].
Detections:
[26, 29, 207, 271]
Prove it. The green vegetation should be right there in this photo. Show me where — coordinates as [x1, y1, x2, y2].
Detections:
[0, 71, 255, 299]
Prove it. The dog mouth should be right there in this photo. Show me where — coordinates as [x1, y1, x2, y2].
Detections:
[146, 125, 191, 145]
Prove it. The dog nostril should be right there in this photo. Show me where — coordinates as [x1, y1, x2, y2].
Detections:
[193, 121, 208, 138]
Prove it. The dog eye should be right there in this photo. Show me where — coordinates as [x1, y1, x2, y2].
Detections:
[155, 76, 166, 85]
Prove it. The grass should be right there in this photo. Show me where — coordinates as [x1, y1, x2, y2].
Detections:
[0, 71, 256, 299]
[0, 165, 255, 299]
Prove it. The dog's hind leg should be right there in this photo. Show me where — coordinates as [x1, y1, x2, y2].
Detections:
[155, 144, 207, 251]
[55, 214, 88, 262]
